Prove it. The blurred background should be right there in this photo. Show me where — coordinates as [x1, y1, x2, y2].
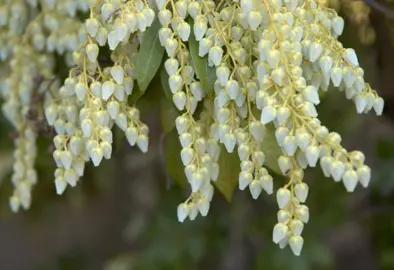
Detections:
[2, 2, 394, 270]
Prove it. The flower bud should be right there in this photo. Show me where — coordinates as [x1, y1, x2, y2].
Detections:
[294, 183, 309, 203]
[273, 223, 289, 244]
[249, 180, 262, 199]
[289, 235, 304, 256]
[276, 188, 291, 209]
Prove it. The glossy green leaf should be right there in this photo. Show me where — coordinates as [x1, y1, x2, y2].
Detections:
[160, 98, 179, 134]
[160, 65, 173, 101]
[135, 73, 163, 117]
[214, 147, 240, 202]
[188, 19, 216, 97]
[135, 18, 164, 94]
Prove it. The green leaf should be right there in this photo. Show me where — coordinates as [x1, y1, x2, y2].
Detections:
[135, 18, 164, 94]
[261, 124, 282, 175]
[164, 129, 188, 187]
[160, 65, 173, 101]
[214, 147, 240, 202]
[160, 98, 179, 134]
[188, 19, 216, 97]
[135, 73, 163, 117]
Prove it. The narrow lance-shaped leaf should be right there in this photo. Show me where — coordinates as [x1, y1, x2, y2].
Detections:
[188, 18, 216, 97]
[135, 18, 165, 95]
[214, 147, 241, 202]
[262, 124, 282, 175]
[160, 65, 173, 102]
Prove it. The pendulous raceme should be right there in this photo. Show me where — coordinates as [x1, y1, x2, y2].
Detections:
[0, 0, 384, 256]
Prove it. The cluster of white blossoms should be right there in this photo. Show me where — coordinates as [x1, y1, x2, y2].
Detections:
[0, 0, 90, 212]
[46, 0, 154, 195]
[156, 0, 384, 256]
[0, 0, 385, 256]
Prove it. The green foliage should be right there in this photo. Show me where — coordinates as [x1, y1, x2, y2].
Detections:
[260, 124, 282, 176]
[214, 147, 240, 201]
[188, 19, 216, 97]
[135, 18, 165, 95]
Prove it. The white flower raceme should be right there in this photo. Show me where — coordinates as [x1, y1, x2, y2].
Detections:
[0, 0, 384, 257]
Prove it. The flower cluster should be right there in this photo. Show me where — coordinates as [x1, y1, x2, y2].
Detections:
[0, 0, 89, 212]
[0, 0, 385, 256]
[156, 0, 383, 256]
[46, 0, 154, 195]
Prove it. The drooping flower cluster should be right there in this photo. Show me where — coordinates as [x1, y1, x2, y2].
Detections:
[156, 0, 383, 256]
[0, 0, 90, 212]
[0, 0, 385, 256]
[46, 0, 154, 195]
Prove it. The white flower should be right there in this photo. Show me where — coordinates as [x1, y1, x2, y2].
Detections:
[342, 169, 358, 192]
[278, 155, 291, 175]
[248, 11, 262, 30]
[276, 106, 290, 126]
[355, 95, 367, 114]
[289, 219, 304, 236]
[102, 81, 115, 101]
[111, 65, 124, 84]
[226, 80, 240, 100]
[197, 198, 210, 216]
[289, 236, 304, 256]
[296, 205, 310, 223]
[343, 49, 359, 67]
[294, 183, 309, 203]
[86, 43, 99, 62]
[177, 203, 189, 222]
[305, 145, 320, 167]
[186, 203, 197, 221]
[198, 38, 212, 57]
[276, 188, 291, 209]
[277, 210, 291, 223]
[164, 37, 178, 57]
[55, 177, 67, 195]
[181, 147, 194, 166]
[332, 17, 344, 36]
[224, 133, 236, 153]
[283, 135, 297, 156]
[261, 175, 273, 194]
[239, 171, 253, 190]
[173, 91, 187, 110]
[309, 42, 322, 62]
[191, 172, 203, 192]
[90, 147, 104, 167]
[249, 121, 265, 142]
[177, 22, 191, 41]
[249, 180, 262, 199]
[330, 67, 343, 87]
[137, 135, 149, 153]
[357, 165, 371, 187]
[267, 49, 280, 68]
[303, 85, 320, 105]
[373, 97, 384, 116]
[273, 223, 289, 244]
[261, 106, 277, 124]
[271, 67, 285, 86]
[208, 46, 223, 66]
[193, 21, 207, 41]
